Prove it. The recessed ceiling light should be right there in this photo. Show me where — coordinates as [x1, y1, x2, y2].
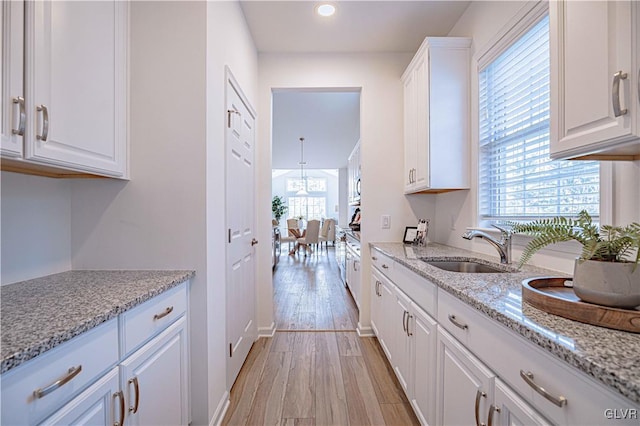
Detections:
[316, 3, 336, 17]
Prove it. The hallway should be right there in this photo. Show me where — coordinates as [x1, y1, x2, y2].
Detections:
[222, 248, 420, 425]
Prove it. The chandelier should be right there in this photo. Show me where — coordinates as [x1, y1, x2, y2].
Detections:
[296, 137, 308, 196]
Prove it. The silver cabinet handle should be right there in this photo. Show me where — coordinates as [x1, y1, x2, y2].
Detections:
[372, 256, 378, 261]
[487, 404, 500, 426]
[113, 390, 125, 426]
[520, 370, 567, 407]
[408, 169, 412, 184]
[34, 365, 82, 398]
[12, 97, 25, 136]
[153, 306, 174, 320]
[612, 71, 628, 117]
[128, 376, 140, 413]
[227, 108, 240, 128]
[36, 104, 49, 141]
[402, 310, 408, 333]
[382, 264, 389, 269]
[407, 314, 413, 336]
[448, 314, 468, 330]
[475, 389, 487, 426]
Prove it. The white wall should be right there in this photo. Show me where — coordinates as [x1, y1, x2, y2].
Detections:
[256, 52, 436, 334]
[205, 1, 258, 422]
[1, 172, 71, 284]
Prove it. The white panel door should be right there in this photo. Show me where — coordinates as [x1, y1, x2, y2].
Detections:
[225, 71, 257, 388]
[120, 318, 188, 426]
[414, 53, 429, 191]
[1, 0, 24, 157]
[436, 328, 494, 426]
[24, 0, 127, 176]
[41, 367, 120, 426]
[550, 0, 639, 158]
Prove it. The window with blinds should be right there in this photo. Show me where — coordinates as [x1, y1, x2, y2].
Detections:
[479, 15, 599, 222]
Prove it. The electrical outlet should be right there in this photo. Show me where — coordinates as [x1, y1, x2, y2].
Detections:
[381, 215, 391, 229]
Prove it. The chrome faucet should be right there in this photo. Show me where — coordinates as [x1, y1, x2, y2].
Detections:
[462, 224, 513, 264]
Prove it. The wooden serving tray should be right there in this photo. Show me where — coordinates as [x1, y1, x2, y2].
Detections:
[522, 277, 640, 333]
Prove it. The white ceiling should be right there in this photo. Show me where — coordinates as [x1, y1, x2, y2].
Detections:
[241, 1, 471, 169]
[271, 91, 360, 169]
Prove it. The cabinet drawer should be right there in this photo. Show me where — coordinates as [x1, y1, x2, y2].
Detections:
[120, 283, 187, 357]
[371, 248, 395, 280]
[395, 262, 437, 317]
[1, 319, 118, 426]
[437, 289, 473, 346]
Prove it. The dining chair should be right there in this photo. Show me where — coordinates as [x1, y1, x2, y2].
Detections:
[297, 219, 320, 256]
[318, 219, 335, 250]
[280, 218, 300, 251]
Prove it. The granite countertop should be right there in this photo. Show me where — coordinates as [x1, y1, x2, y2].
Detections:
[370, 242, 640, 405]
[1, 270, 194, 375]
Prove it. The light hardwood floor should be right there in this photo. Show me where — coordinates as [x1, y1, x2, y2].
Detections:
[222, 247, 420, 426]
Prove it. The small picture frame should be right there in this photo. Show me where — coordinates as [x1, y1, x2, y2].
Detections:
[403, 226, 418, 244]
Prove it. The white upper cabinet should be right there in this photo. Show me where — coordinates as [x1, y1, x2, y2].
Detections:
[1, 0, 128, 178]
[402, 37, 471, 193]
[550, 0, 640, 160]
[1, 0, 24, 158]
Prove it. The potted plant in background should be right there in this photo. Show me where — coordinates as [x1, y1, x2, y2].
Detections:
[510, 210, 640, 308]
[272, 196, 288, 226]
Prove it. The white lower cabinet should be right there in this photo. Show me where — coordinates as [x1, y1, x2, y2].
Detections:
[490, 378, 551, 426]
[436, 328, 493, 426]
[346, 246, 361, 309]
[1, 282, 190, 426]
[369, 252, 639, 426]
[41, 367, 121, 426]
[120, 317, 188, 426]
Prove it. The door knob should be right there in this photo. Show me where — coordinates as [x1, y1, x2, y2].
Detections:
[251, 238, 259, 246]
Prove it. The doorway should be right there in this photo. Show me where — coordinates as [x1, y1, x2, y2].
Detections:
[270, 89, 361, 331]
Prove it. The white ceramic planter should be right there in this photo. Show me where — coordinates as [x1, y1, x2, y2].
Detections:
[573, 259, 640, 308]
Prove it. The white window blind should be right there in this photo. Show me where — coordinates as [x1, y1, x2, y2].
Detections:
[479, 15, 599, 221]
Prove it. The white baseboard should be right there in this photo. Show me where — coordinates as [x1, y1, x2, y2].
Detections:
[357, 323, 374, 337]
[209, 391, 230, 426]
[257, 322, 276, 337]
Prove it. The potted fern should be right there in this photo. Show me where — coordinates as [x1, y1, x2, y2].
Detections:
[509, 210, 640, 308]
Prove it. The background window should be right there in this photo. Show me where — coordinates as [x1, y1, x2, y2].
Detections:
[288, 197, 326, 220]
[478, 15, 599, 222]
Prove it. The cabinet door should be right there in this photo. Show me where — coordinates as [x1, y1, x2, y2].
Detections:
[413, 53, 429, 191]
[120, 317, 188, 426]
[490, 378, 551, 426]
[41, 367, 120, 426]
[436, 328, 494, 426]
[371, 271, 383, 337]
[391, 289, 412, 394]
[550, 0, 639, 159]
[377, 277, 395, 361]
[403, 68, 418, 192]
[24, 0, 127, 176]
[410, 303, 437, 426]
[1, 0, 24, 157]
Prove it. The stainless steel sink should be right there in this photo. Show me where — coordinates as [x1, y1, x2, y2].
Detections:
[423, 260, 507, 273]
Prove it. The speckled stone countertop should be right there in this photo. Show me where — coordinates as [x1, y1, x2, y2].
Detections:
[1, 270, 194, 375]
[370, 242, 640, 405]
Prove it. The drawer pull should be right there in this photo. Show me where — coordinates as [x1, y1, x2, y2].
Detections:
[382, 264, 389, 269]
[448, 314, 468, 330]
[520, 370, 567, 407]
[36, 104, 49, 141]
[475, 389, 487, 426]
[402, 310, 408, 333]
[487, 404, 500, 426]
[612, 70, 628, 117]
[113, 390, 125, 426]
[12, 96, 25, 136]
[33, 365, 82, 399]
[128, 376, 140, 413]
[153, 306, 174, 320]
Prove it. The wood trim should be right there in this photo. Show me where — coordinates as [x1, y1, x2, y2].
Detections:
[1, 158, 106, 178]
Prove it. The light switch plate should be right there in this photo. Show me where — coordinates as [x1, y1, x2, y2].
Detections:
[381, 215, 391, 229]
